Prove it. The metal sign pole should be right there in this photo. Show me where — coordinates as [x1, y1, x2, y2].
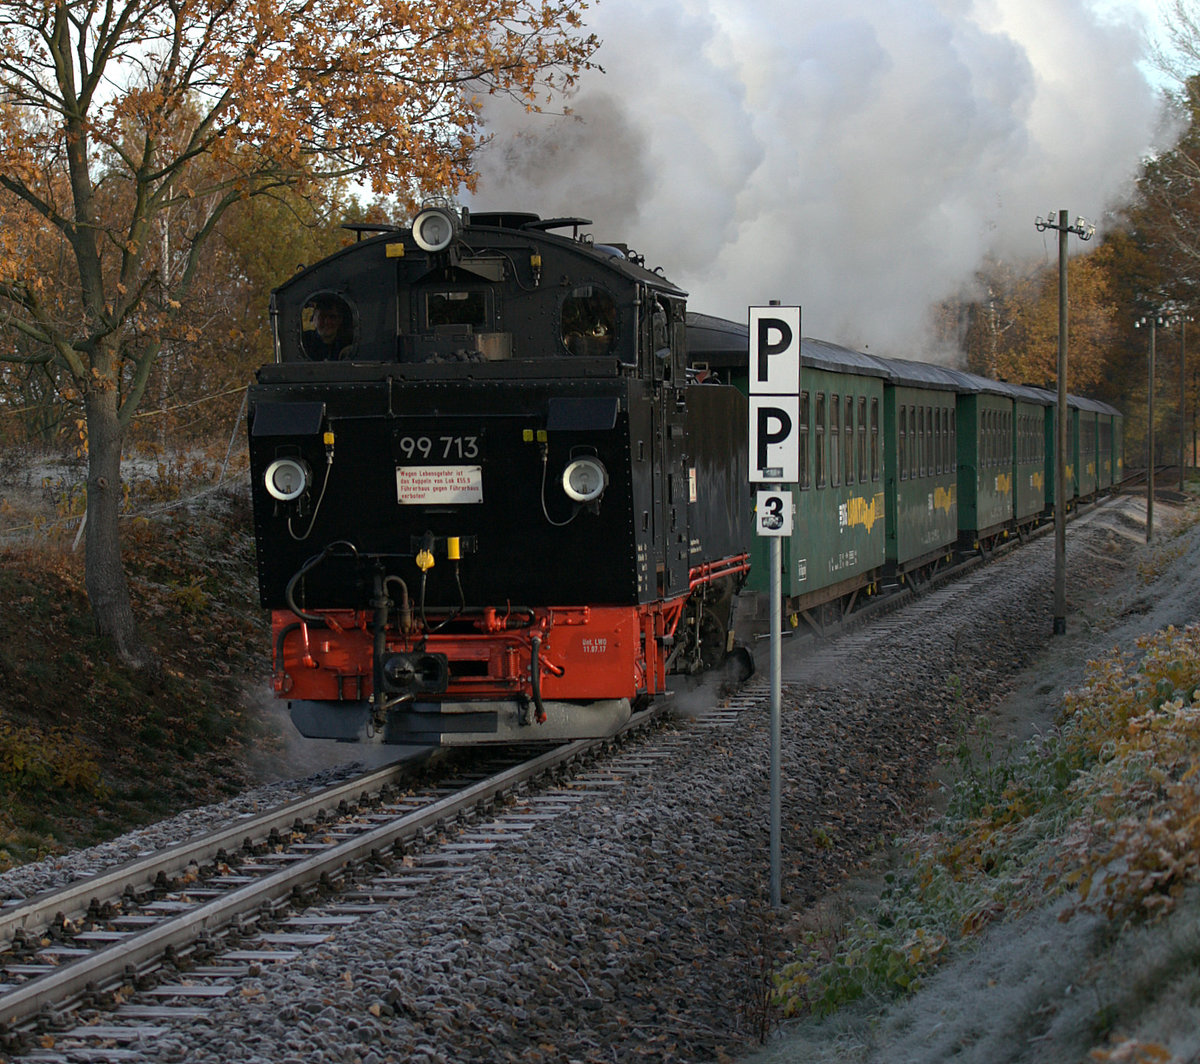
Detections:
[770, 534, 782, 908]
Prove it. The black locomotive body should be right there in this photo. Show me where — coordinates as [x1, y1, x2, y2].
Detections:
[248, 208, 751, 745]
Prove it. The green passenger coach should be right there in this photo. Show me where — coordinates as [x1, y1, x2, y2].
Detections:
[783, 340, 890, 619]
[1012, 386, 1052, 532]
[875, 358, 960, 582]
[683, 313, 1124, 641]
[956, 383, 1017, 551]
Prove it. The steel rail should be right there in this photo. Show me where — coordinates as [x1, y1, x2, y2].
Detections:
[0, 705, 661, 1030]
[0, 754, 434, 948]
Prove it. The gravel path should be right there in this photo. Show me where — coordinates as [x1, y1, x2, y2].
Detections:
[0, 497, 1150, 1063]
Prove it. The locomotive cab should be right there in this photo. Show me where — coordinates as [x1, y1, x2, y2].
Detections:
[248, 207, 751, 745]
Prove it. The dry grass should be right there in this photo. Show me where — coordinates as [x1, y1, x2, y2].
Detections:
[0, 450, 278, 868]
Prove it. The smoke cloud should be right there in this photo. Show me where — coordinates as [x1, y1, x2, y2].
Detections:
[468, 0, 1169, 359]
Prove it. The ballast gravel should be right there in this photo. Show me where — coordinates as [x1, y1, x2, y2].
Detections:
[0, 501, 1148, 1063]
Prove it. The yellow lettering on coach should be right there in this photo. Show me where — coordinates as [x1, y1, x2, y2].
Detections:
[839, 492, 885, 533]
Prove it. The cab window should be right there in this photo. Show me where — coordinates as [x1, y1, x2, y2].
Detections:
[301, 293, 356, 361]
[427, 289, 489, 328]
[561, 286, 617, 356]
[401, 282, 510, 362]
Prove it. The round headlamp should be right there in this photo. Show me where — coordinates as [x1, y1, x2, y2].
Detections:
[264, 457, 311, 502]
[562, 457, 609, 503]
[412, 207, 459, 252]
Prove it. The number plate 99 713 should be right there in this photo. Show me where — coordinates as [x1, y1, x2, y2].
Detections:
[396, 434, 480, 461]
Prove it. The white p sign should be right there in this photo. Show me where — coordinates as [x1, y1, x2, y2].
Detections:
[749, 305, 801, 483]
[750, 306, 801, 394]
[750, 397, 799, 482]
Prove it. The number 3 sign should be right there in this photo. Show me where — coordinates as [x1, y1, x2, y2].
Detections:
[755, 490, 793, 537]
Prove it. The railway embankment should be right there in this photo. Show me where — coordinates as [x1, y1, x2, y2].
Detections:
[0, 485, 1191, 1064]
[749, 491, 1200, 1064]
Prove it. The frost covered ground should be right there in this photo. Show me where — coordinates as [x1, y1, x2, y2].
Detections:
[743, 492, 1200, 1064]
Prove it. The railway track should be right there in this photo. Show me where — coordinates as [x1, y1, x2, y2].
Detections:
[0, 699, 720, 1059]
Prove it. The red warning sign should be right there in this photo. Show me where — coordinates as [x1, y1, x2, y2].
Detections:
[396, 465, 484, 505]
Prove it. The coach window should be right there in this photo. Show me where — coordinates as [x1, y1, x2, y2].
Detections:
[799, 392, 811, 490]
[301, 293, 356, 361]
[857, 395, 867, 483]
[870, 398, 880, 481]
[910, 405, 918, 479]
[830, 395, 841, 487]
[898, 407, 907, 481]
[930, 406, 937, 473]
[933, 408, 942, 475]
[914, 405, 921, 478]
[561, 285, 616, 357]
[844, 396, 855, 486]
[927, 406, 934, 475]
[917, 407, 926, 478]
[950, 411, 957, 471]
[815, 393, 826, 488]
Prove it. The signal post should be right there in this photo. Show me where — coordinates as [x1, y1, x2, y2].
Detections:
[749, 304, 801, 910]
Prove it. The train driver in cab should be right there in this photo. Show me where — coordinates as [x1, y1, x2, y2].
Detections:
[302, 294, 355, 360]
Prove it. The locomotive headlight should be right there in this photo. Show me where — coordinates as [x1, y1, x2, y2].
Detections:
[412, 206, 459, 252]
[264, 457, 311, 502]
[562, 457, 609, 503]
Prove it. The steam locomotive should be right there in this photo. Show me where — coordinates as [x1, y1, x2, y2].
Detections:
[247, 206, 1123, 747]
[247, 207, 752, 745]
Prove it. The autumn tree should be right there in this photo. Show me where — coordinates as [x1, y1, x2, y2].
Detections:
[947, 246, 1120, 396]
[0, 0, 597, 667]
[125, 185, 375, 456]
[952, 257, 1040, 381]
[996, 245, 1122, 395]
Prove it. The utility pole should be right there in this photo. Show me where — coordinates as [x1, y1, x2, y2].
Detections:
[1149, 319, 1156, 542]
[1034, 209, 1094, 635]
[1137, 313, 1160, 543]
[1181, 318, 1190, 493]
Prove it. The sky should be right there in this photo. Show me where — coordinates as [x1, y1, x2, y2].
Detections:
[466, 0, 1176, 360]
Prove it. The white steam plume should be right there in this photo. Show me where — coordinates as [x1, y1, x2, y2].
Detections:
[467, 0, 1169, 359]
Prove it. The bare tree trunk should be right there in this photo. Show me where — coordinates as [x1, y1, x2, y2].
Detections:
[83, 386, 158, 672]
